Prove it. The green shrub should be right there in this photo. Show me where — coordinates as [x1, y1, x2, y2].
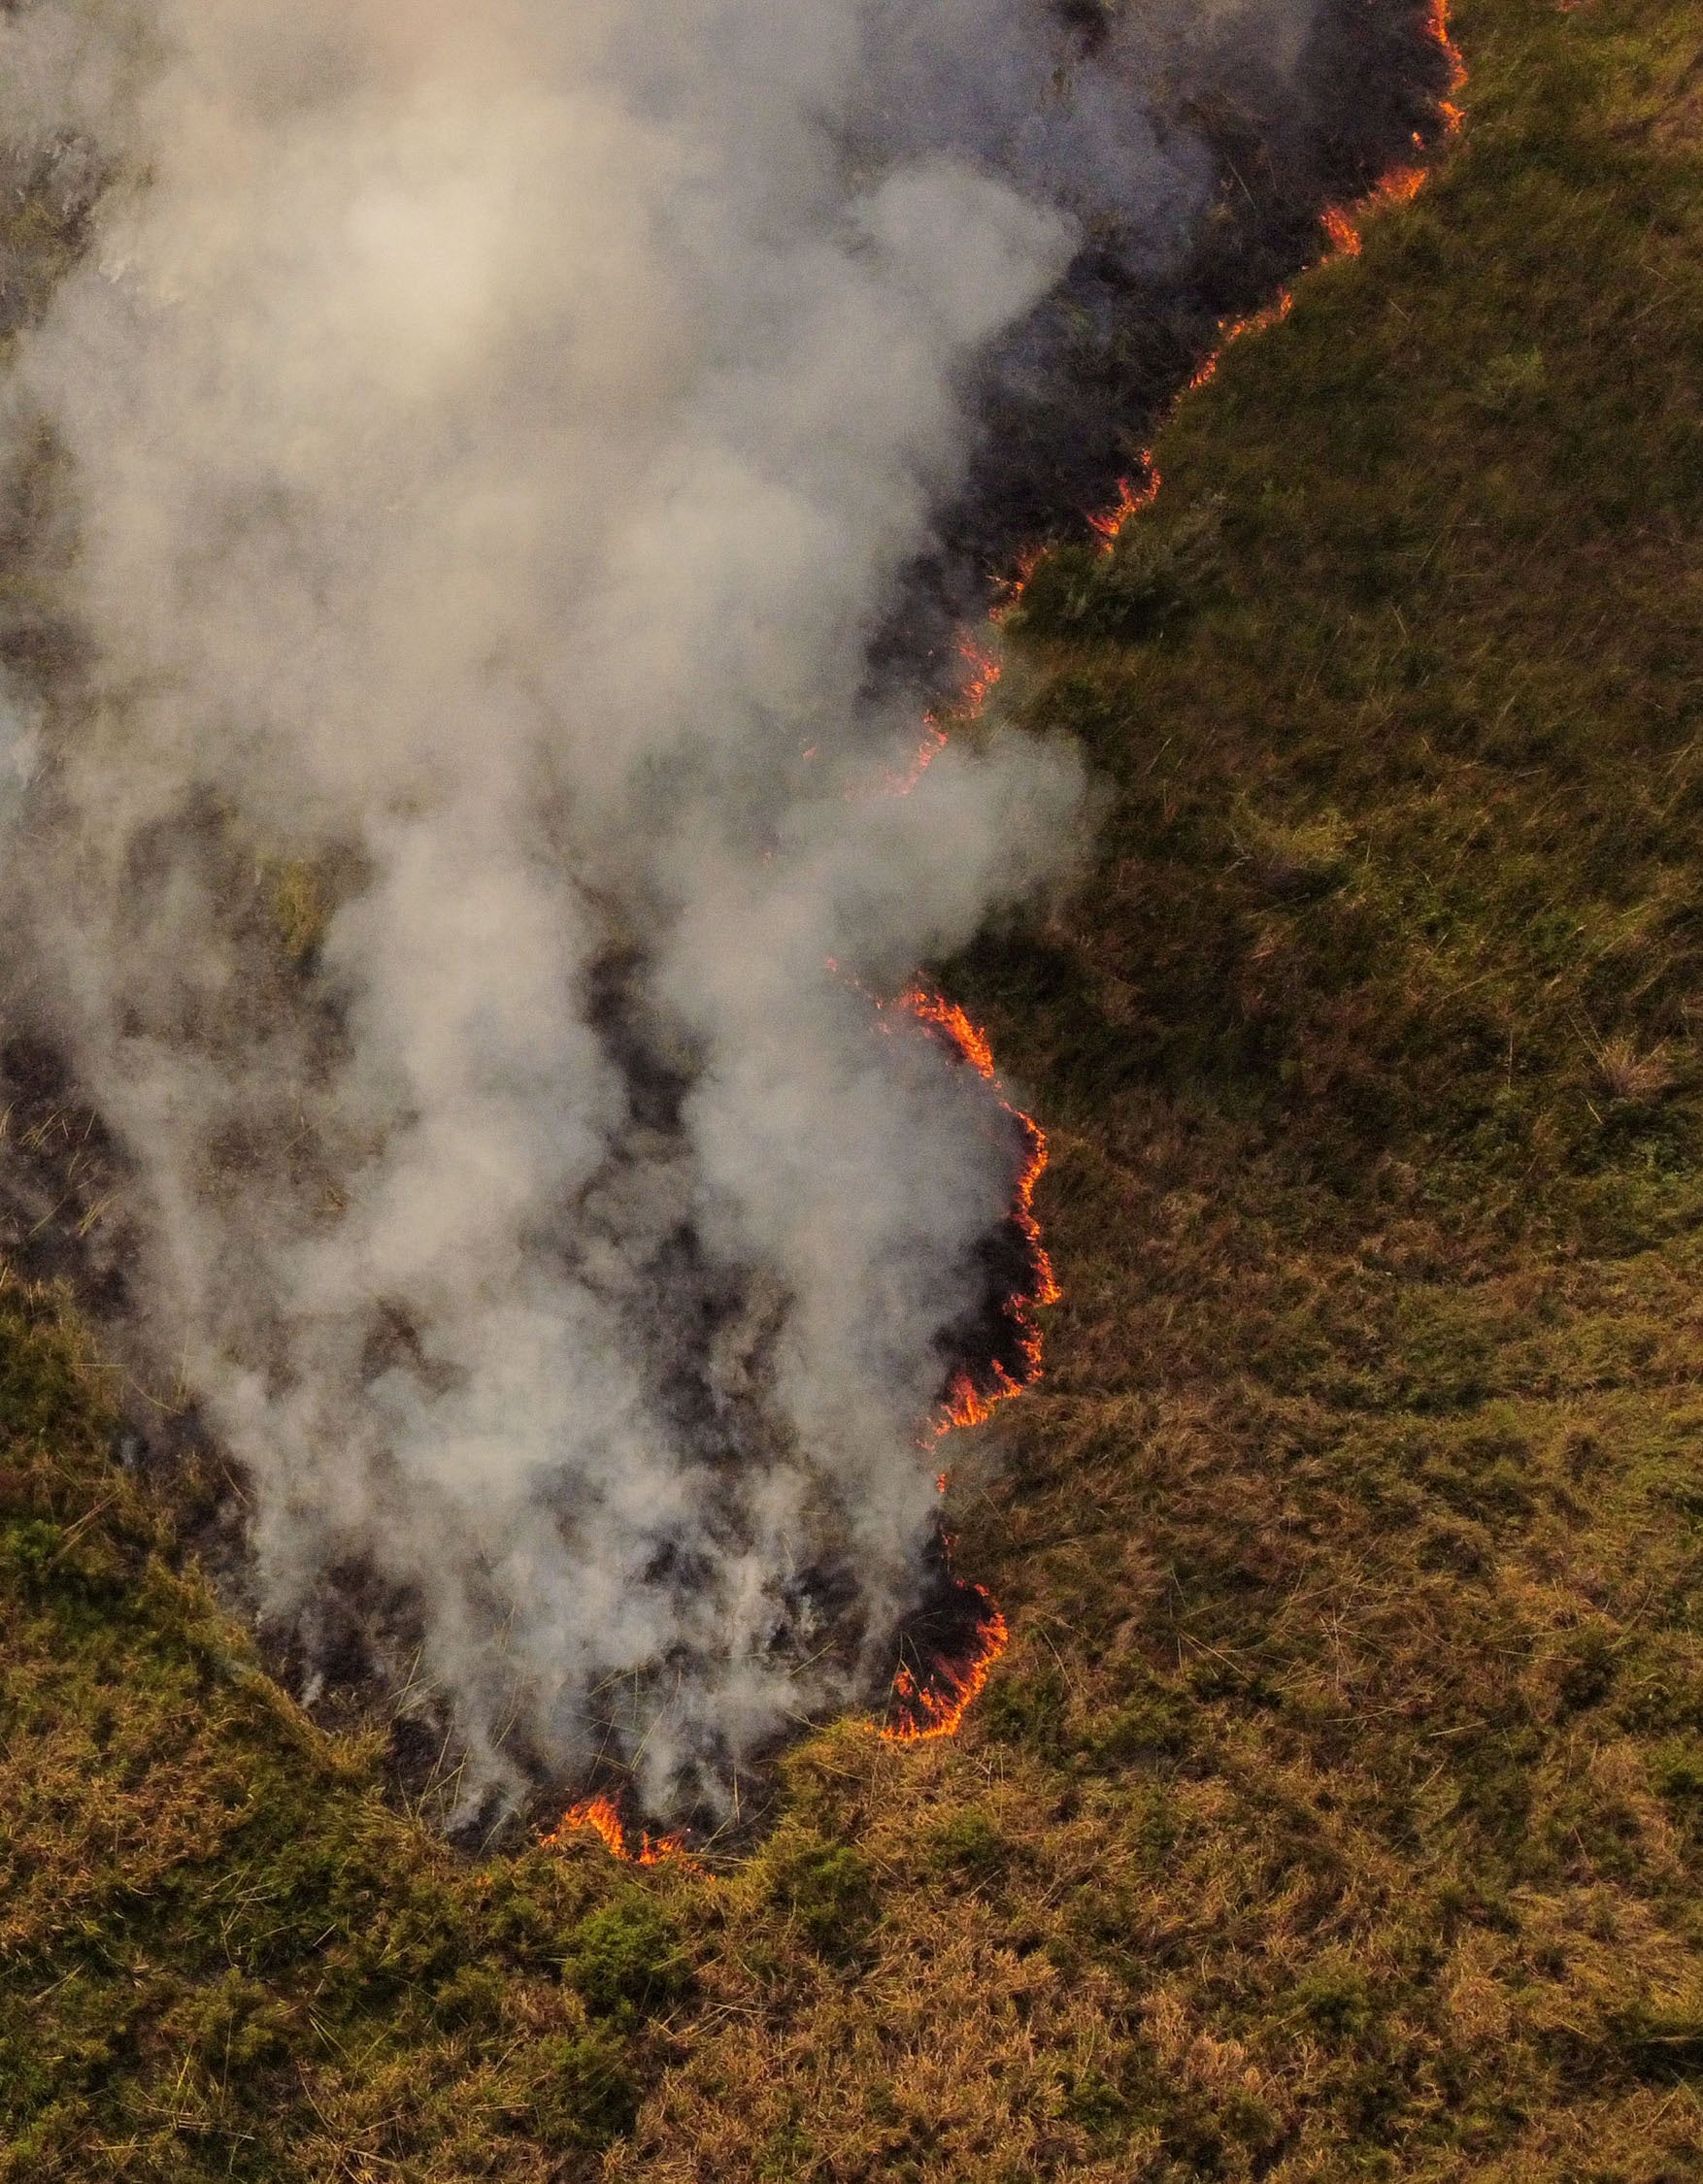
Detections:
[1085, 1691, 1193, 1770]
[977, 1666, 1068, 1754]
[164, 1972, 296, 2074]
[1653, 1741, 1703, 1815]
[925, 1806, 1010, 1881]
[527, 2027, 640, 2149]
[566, 1893, 690, 2020]
[761, 1829, 880, 1960]
[430, 1962, 508, 2032]
[1293, 1966, 1375, 2039]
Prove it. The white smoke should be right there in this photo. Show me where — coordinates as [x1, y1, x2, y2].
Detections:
[0, 0, 1317, 1827]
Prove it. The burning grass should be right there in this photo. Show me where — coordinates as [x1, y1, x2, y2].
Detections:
[15, 0, 1703, 2176]
[879, 1579, 1010, 1744]
[547, 1795, 700, 1872]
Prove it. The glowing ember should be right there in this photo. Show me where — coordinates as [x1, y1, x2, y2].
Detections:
[990, 542, 1045, 625]
[1321, 203, 1361, 257]
[546, 1793, 698, 1869]
[952, 633, 1004, 717]
[1428, 0, 1467, 126]
[873, 720, 948, 799]
[860, 632, 999, 799]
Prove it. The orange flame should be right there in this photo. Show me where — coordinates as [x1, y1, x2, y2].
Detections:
[550, 0, 1463, 1809]
[938, 1364, 1015, 1433]
[881, 1590, 1010, 1743]
[898, 985, 1058, 1432]
[859, 631, 1001, 801]
[1320, 160, 1433, 258]
[1086, 465, 1162, 549]
[545, 1793, 699, 1869]
[901, 986, 997, 1080]
[1317, 4, 1463, 254]
[1428, 0, 1467, 126]
[881, 1, 1469, 1749]
[837, 983, 1052, 1741]
[952, 633, 1004, 716]
[1174, 6, 1463, 413]
[1186, 289, 1296, 397]
[1320, 203, 1362, 258]
[876, 720, 948, 798]
[990, 540, 1047, 624]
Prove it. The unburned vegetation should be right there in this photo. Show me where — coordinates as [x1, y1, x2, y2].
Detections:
[7, 0, 1703, 2178]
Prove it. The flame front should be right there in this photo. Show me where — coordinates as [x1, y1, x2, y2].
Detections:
[1319, 4, 1463, 257]
[882, 1588, 1011, 1743]
[869, 6, 1468, 1750]
[551, 5, 1468, 1804]
[901, 983, 1059, 1420]
[866, 987, 1052, 1743]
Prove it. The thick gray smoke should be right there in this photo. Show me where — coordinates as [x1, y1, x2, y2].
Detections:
[0, 0, 1323, 1829]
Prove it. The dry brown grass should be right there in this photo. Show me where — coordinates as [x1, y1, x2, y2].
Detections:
[1591, 1033, 1679, 1107]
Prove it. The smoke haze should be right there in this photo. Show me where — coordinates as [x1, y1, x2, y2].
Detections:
[0, 0, 1429, 1831]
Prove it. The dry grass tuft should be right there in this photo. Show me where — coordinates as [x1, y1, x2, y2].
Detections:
[1592, 1033, 1678, 1106]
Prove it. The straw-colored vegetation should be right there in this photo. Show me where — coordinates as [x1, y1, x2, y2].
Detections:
[6, 0, 1703, 2175]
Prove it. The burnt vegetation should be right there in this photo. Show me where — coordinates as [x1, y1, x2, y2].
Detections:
[9, 0, 1703, 2179]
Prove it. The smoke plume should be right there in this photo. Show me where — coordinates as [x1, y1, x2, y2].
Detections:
[0, 0, 1427, 1831]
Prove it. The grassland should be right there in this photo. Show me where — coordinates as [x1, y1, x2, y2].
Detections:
[7, 0, 1703, 2176]
[0, 1279, 705, 2176]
